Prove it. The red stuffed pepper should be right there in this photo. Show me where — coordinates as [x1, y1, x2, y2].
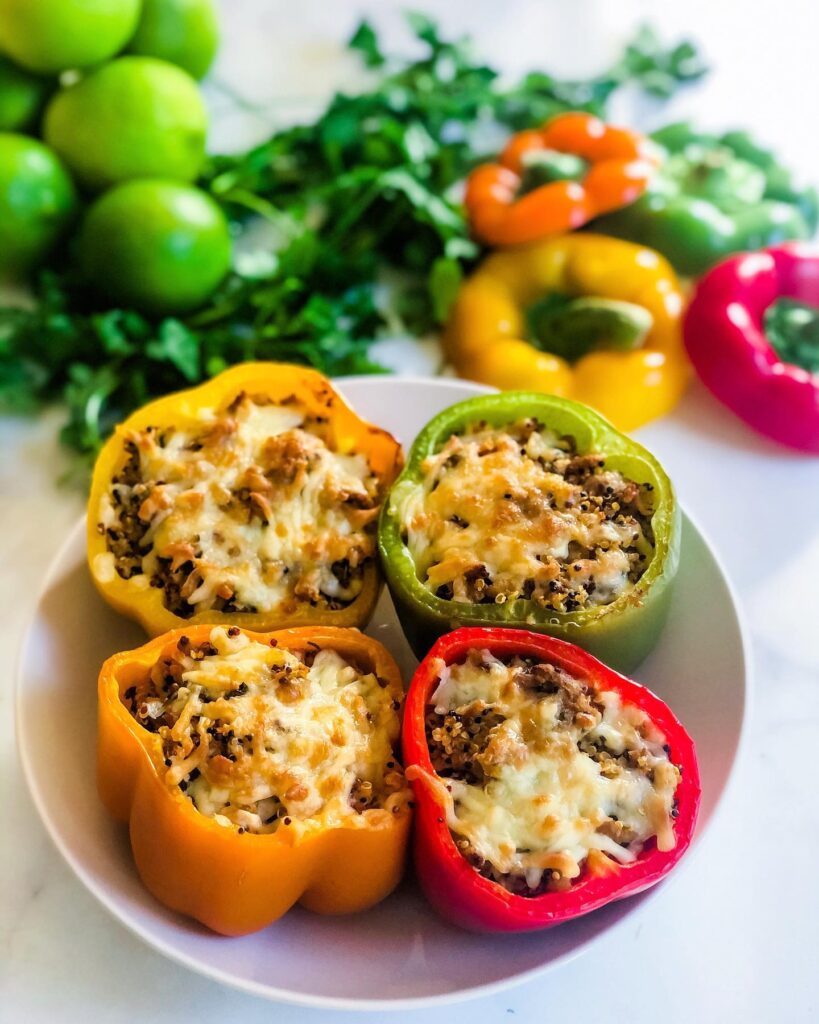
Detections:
[684, 243, 819, 452]
[403, 627, 700, 933]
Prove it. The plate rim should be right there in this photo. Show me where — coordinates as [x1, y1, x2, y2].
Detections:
[14, 376, 753, 1012]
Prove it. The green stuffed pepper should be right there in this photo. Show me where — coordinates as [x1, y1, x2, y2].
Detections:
[594, 122, 817, 277]
[378, 393, 680, 673]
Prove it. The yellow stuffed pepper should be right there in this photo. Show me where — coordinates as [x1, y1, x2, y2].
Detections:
[98, 624, 412, 935]
[446, 234, 688, 431]
[88, 363, 403, 636]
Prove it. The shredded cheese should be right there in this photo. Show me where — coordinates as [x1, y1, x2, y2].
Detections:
[99, 392, 383, 617]
[125, 626, 410, 834]
[396, 418, 653, 614]
[425, 649, 679, 894]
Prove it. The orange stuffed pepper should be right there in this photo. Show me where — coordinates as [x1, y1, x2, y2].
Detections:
[88, 363, 403, 636]
[98, 624, 412, 935]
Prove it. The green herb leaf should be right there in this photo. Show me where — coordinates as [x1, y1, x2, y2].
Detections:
[429, 257, 463, 324]
[145, 320, 201, 381]
[405, 11, 444, 49]
[348, 19, 385, 68]
[616, 23, 708, 97]
[764, 297, 819, 374]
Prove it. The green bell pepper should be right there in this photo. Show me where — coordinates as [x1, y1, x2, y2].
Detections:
[594, 122, 817, 277]
[378, 392, 680, 672]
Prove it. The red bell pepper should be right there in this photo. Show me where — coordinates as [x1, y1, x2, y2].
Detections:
[402, 627, 700, 933]
[684, 243, 819, 452]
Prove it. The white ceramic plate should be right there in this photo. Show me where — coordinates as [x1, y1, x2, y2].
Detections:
[16, 378, 748, 1011]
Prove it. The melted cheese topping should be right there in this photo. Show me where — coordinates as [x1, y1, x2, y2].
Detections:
[396, 419, 653, 614]
[423, 649, 679, 894]
[126, 626, 410, 834]
[99, 393, 383, 617]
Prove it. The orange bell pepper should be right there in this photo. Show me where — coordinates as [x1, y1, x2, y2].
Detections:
[465, 111, 659, 246]
[87, 362, 403, 637]
[98, 624, 412, 935]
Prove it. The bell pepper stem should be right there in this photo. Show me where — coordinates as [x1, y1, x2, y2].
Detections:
[519, 148, 588, 192]
[529, 295, 654, 361]
[764, 297, 819, 374]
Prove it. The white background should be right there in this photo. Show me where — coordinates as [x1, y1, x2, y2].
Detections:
[2, 1, 819, 1021]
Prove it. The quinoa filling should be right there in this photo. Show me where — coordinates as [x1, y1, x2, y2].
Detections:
[97, 391, 383, 618]
[124, 626, 410, 834]
[424, 648, 680, 896]
[399, 418, 655, 614]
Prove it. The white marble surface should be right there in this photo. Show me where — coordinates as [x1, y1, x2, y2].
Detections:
[2, 1, 819, 1021]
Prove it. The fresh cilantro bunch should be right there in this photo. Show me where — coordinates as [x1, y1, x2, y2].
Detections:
[0, 14, 705, 465]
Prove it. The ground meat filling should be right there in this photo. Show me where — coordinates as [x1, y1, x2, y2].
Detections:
[425, 649, 681, 897]
[98, 391, 383, 618]
[124, 626, 410, 834]
[402, 418, 655, 614]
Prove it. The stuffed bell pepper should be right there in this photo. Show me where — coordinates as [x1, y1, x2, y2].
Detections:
[446, 233, 687, 432]
[684, 243, 819, 452]
[88, 363, 403, 636]
[465, 111, 659, 246]
[403, 627, 700, 933]
[98, 624, 412, 935]
[594, 122, 817, 277]
[378, 392, 680, 672]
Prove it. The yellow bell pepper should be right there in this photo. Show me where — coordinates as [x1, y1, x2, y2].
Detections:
[87, 362, 403, 637]
[98, 624, 412, 935]
[446, 234, 688, 431]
